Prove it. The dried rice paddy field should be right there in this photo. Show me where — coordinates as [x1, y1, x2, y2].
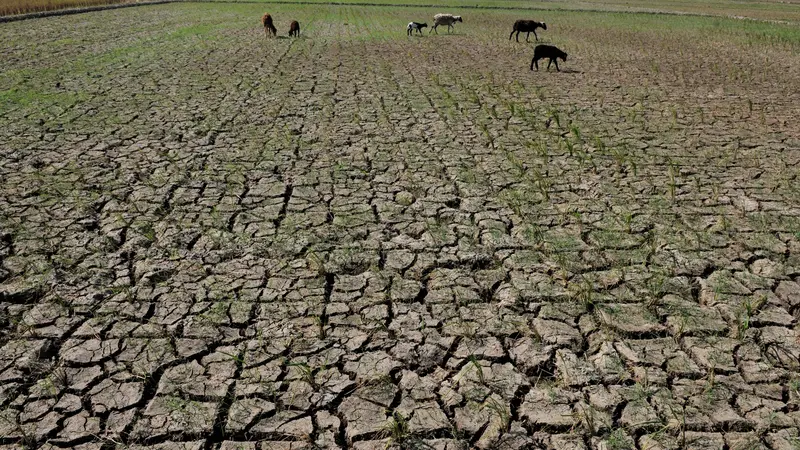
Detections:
[1, 2, 800, 449]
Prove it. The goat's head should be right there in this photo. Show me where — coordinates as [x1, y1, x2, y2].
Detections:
[456, 16, 463, 22]
[421, 22, 427, 27]
[560, 52, 568, 61]
[541, 22, 547, 30]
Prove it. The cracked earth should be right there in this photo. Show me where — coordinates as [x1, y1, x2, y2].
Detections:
[1, 3, 800, 449]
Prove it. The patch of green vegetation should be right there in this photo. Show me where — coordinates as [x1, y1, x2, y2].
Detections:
[202, 0, 800, 23]
[0, 67, 87, 113]
[167, 23, 220, 40]
[605, 428, 635, 450]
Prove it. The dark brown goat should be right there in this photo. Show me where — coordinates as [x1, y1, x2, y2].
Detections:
[530, 44, 567, 71]
[262, 13, 277, 37]
[509, 19, 546, 42]
[289, 20, 300, 37]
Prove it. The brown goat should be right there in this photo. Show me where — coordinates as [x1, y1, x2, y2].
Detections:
[261, 13, 277, 37]
[289, 20, 300, 37]
[510, 19, 547, 42]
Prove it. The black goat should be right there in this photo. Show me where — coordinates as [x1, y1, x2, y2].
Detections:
[530, 44, 567, 71]
[510, 19, 546, 42]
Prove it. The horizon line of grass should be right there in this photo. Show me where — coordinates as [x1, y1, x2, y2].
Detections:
[196, 0, 800, 24]
[2, 0, 799, 25]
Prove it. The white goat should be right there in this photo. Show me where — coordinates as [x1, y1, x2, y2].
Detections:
[431, 14, 462, 34]
[407, 21, 427, 36]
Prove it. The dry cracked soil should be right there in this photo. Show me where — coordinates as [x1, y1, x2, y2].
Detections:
[1, 2, 800, 449]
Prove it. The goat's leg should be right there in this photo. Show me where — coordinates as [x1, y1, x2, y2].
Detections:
[547, 59, 552, 70]
[526, 32, 530, 43]
[554, 60, 560, 71]
[533, 30, 538, 41]
[509, 29, 515, 40]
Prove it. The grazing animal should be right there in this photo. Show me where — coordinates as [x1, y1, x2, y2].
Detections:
[530, 44, 567, 72]
[509, 19, 547, 42]
[430, 14, 462, 34]
[289, 20, 300, 37]
[261, 13, 277, 37]
[407, 21, 427, 36]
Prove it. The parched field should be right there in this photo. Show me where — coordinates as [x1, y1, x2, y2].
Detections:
[1, 2, 800, 449]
